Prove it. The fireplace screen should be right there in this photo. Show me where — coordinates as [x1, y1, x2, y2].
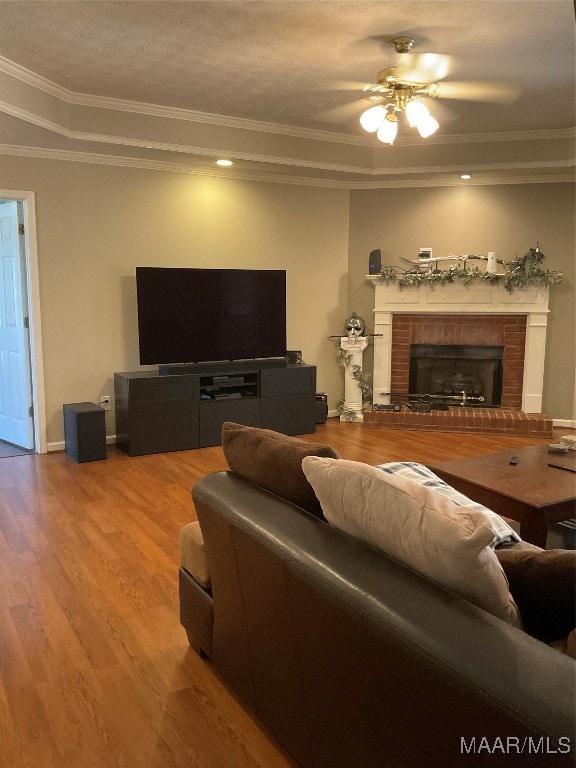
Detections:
[409, 344, 504, 407]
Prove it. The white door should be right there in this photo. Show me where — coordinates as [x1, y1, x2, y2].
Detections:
[0, 201, 34, 449]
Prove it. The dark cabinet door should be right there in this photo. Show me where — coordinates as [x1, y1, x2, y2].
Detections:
[259, 365, 317, 436]
[260, 393, 316, 436]
[199, 398, 261, 447]
[260, 365, 316, 397]
[128, 399, 199, 455]
[115, 373, 199, 455]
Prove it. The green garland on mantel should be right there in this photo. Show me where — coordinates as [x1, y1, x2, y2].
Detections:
[377, 246, 563, 294]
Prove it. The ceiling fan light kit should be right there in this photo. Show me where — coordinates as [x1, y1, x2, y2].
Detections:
[376, 113, 399, 145]
[416, 112, 440, 138]
[359, 105, 388, 132]
[405, 99, 429, 127]
[359, 36, 444, 145]
[359, 97, 440, 144]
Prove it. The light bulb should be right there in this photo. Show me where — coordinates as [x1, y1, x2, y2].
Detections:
[405, 100, 430, 128]
[416, 113, 440, 138]
[376, 116, 398, 145]
[359, 105, 386, 133]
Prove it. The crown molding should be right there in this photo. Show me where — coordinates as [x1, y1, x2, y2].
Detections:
[1, 143, 572, 190]
[0, 53, 369, 147]
[0, 54, 573, 151]
[386, 127, 576, 147]
[349, 174, 576, 189]
[0, 54, 70, 100]
[0, 144, 351, 188]
[5, 97, 572, 181]
[70, 92, 373, 146]
[0, 99, 375, 174]
[371, 159, 575, 176]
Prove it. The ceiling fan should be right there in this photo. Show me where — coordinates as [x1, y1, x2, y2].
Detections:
[345, 36, 520, 144]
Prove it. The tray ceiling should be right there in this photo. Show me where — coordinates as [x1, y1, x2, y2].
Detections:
[0, 0, 574, 186]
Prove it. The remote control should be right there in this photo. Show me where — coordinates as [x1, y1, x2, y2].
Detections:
[509, 455, 520, 465]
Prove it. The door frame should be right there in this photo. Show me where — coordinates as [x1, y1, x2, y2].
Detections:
[0, 189, 46, 453]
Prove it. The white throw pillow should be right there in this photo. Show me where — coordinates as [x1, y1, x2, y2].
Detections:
[375, 461, 520, 547]
[302, 456, 521, 627]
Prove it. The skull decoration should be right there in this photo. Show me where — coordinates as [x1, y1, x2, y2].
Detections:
[344, 312, 365, 341]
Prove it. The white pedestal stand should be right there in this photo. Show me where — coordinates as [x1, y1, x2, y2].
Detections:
[340, 336, 368, 422]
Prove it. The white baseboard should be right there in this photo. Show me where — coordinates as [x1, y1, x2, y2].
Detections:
[553, 419, 576, 429]
[47, 434, 117, 452]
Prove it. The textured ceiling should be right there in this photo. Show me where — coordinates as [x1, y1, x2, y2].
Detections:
[0, 1, 574, 185]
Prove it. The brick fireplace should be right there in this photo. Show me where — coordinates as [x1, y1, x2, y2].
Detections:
[391, 314, 527, 408]
[365, 278, 551, 435]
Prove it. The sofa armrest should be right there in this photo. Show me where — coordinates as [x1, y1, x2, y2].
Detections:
[179, 567, 213, 658]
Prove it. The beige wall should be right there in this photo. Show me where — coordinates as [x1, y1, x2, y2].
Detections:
[1, 151, 573, 449]
[347, 183, 575, 420]
[0, 156, 350, 445]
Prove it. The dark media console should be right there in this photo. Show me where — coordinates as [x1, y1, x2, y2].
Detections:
[114, 362, 317, 455]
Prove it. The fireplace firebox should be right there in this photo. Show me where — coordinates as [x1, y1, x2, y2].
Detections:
[409, 344, 504, 407]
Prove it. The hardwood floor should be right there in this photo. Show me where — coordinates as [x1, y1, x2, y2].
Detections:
[0, 420, 570, 767]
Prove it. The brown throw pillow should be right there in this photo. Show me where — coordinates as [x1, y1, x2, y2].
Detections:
[221, 422, 340, 519]
[495, 548, 576, 642]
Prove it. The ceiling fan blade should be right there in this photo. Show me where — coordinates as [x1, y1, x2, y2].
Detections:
[393, 53, 453, 84]
[434, 81, 521, 104]
[421, 97, 457, 124]
[323, 79, 376, 92]
[317, 98, 372, 123]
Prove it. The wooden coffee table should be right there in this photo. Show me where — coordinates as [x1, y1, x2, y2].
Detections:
[428, 444, 576, 547]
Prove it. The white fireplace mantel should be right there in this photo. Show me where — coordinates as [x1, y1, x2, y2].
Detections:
[367, 277, 550, 413]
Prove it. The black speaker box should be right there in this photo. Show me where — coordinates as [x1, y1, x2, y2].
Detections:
[368, 249, 382, 274]
[63, 402, 106, 463]
[315, 393, 328, 423]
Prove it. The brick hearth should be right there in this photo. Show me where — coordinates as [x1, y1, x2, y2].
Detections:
[363, 407, 553, 438]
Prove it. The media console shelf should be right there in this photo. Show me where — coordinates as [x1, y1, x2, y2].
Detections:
[114, 363, 316, 455]
[199, 372, 259, 401]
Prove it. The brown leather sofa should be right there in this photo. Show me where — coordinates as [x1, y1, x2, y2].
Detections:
[179, 470, 575, 768]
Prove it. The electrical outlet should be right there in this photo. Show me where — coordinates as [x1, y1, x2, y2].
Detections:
[100, 395, 111, 411]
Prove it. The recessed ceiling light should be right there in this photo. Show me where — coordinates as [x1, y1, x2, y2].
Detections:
[216, 159, 234, 167]
[460, 173, 471, 180]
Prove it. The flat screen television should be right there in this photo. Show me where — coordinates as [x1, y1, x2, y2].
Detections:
[136, 267, 286, 365]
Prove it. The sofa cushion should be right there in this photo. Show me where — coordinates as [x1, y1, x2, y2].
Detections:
[495, 548, 576, 643]
[179, 521, 211, 589]
[302, 456, 521, 627]
[375, 462, 520, 547]
[221, 422, 340, 518]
